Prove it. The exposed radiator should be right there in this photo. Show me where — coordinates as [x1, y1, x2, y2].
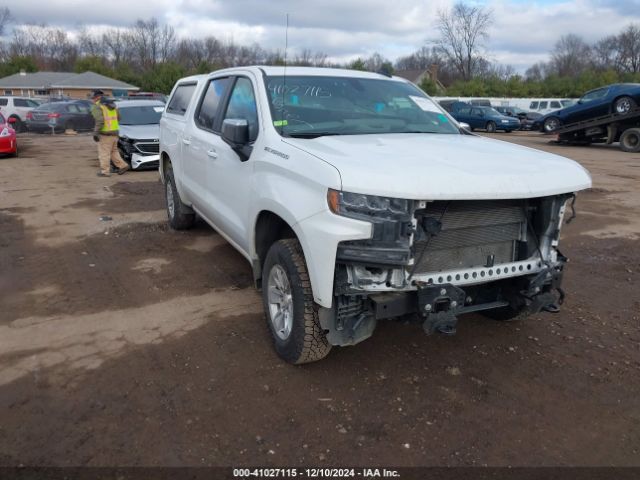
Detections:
[413, 200, 526, 273]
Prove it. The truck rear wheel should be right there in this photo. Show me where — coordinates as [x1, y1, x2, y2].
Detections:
[262, 238, 331, 364]
[165, 164, 195, 230]
[620, 128, 640, 153]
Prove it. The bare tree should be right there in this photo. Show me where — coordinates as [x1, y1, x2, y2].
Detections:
[434, 2, 493, 81]
[77, 27, 105, 57]
[0, 7, 12, 36]
[102, 28, 136, 66]
[592, 35, 619, 71]
[158, 23, 176, 63]
[395, 46, 442, 70]
[174, 38, 205, 70]
[525, 62, 547, 81]
[549, 34, 592, 77]
[618, 24, 640, 73]
[10, 24, 77, 70]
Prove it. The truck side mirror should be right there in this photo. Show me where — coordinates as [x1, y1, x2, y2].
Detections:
[222, 118, 249, 146]
[221, 118, 252, 161]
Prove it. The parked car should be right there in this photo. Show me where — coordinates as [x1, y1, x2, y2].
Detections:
[452, 106, 521, 132]
[519, 112, 543, 131]
[529, 99, 574, 115]
[159, 67, 591, 364]
[116, 99, 164, 170]
[469, 99, 492, 107]
[438, 100, 470, 113]
[494, 107, 542, 131]
[26, 101, 95, 133]
[495, 106, 528, 119]
[537, 83, 640, 133]
[127, 92, 167, 103]
[0, 112, 18, 157]
[0, 96, 41, 132]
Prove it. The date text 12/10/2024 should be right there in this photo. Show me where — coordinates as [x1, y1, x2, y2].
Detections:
[233, 468, 401, 478]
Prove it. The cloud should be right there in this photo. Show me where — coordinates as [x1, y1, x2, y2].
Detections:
[4, 0, 640, 71]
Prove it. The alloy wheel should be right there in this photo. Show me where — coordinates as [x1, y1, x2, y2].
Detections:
[166, 180, 175, 219]
[267, 264, 294, 340]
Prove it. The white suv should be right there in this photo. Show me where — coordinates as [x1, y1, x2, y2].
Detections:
[159, 67, 591, 364]
[0, 96, 40, 132]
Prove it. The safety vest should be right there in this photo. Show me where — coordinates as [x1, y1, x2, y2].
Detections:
[99, 104, 119, 132]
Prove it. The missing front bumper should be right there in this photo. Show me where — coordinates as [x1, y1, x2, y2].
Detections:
[322, 263, 566, 346]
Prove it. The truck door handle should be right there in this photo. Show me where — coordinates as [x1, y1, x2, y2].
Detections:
[207, 149, 218, 159]
[182, 138, 191, 145]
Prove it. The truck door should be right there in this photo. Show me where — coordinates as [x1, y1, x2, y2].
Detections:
[183, 76, 232, 219]
[204, 75, 260, 254]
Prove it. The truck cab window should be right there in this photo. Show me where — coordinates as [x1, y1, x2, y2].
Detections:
[196, 77, 231, 131]
[167, 83, 196, 116]
[223, 77, 259, 142]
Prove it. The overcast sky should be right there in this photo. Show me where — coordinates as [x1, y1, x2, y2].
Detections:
[6, 0, 640, 71]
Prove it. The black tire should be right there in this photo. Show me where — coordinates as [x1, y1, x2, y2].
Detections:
[543, 116, 561, 133]
[65, 120, 75, 131]
[164, 164, 195, 230]
[482, 305, 529, 322]
[613, 96, 636, 116]
[504, 130, 512, 133]
[620, 128, 640, 153]
[485, 121, 497, 133]
[9, 116, 23, 133]
[262, 238, 331, 364]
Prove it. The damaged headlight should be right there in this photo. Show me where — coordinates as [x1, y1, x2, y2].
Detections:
[327, 189, 410, 220]
[328, 189, 414, 266]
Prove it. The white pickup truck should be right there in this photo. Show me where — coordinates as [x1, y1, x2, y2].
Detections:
[159, 66, 591, 364]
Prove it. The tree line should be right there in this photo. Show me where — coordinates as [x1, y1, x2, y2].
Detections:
[0, 4, 639, 98]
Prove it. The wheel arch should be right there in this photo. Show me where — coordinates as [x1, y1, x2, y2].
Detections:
[253, 210, 298, 289]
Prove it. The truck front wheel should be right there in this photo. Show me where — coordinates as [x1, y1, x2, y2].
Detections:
[262, 238, 331, 364]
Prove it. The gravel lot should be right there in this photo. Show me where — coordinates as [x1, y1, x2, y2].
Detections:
[0, 132, 639, 467]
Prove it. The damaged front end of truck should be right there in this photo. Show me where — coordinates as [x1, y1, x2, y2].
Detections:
[319, 190, 576, 346]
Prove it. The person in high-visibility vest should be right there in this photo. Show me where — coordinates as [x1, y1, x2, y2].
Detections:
[91, 90, 130, 177]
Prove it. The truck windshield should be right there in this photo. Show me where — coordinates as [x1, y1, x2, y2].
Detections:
[264, 75, 460, 137]
[119, 105, 164, 125]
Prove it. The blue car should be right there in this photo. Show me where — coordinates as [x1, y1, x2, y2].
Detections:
[539, 83, 640, 133]
[452, 106, 521, 133]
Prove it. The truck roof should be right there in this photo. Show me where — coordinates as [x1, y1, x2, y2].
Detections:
[184, 66, 406, 82]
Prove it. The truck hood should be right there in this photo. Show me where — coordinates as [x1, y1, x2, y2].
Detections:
[119, 124, 159, 140]
[283, 133, 592, 200]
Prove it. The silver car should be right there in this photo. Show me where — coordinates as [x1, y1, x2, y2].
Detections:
[116, 99, 165, 170]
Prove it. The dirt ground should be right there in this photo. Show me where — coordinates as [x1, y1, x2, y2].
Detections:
[0, 132, 638, 467]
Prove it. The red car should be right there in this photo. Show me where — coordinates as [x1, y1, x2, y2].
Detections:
[0, 112, 18, 157]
